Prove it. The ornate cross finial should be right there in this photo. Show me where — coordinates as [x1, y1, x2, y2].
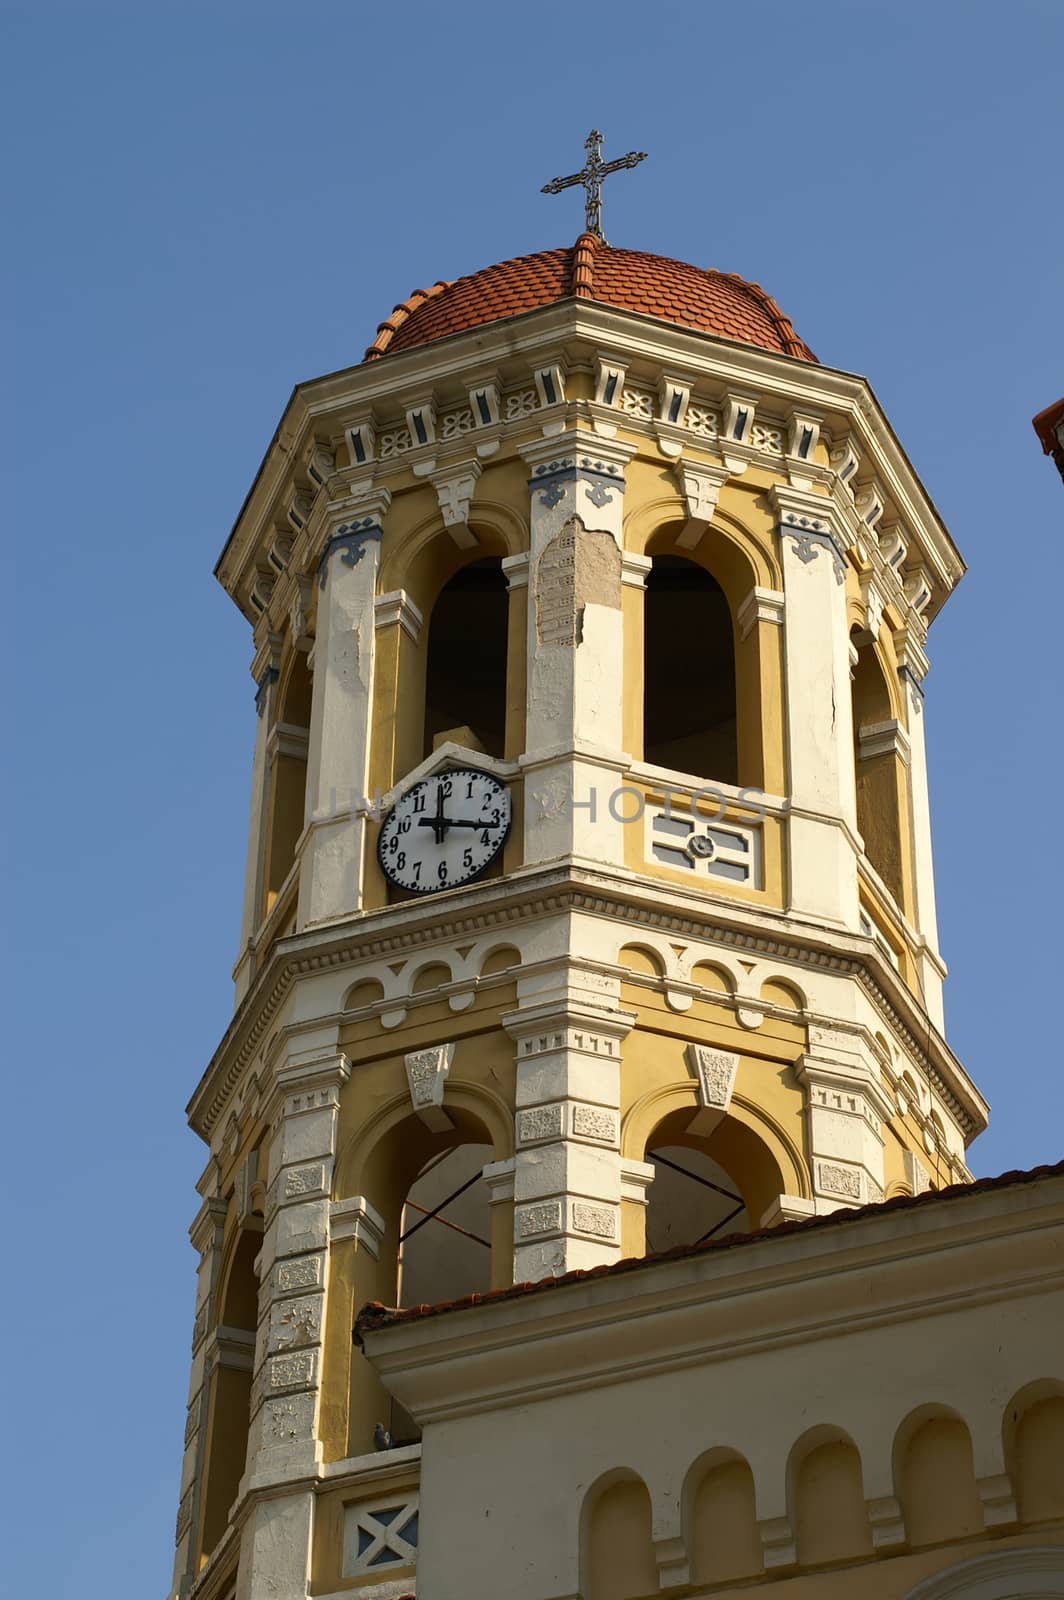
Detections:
[541, 129, 647, 243]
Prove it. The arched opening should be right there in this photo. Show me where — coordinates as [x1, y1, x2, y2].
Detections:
[263, 654, 311, 915]
[895, 1408, 983, 1546]
[686, 1450, 762, 1583]
[398, 1142, 493, 1309]
[197, 1228, 260, 1563]
[423, 558, 508, 759]
[643, 556, 737, 784]
[790, 1430, 873, 1566]
[642, 1109, 784, 1253]
[851, 633, 905, 903]
[337, 1099, 509, 1459]
[582, 1472, 659, 1600]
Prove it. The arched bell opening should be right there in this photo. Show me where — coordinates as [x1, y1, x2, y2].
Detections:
[340, 1099, 508, 1457]
[851, 630, 906, 906]
[262, 653, 311, 916]
[642, 554, 737, 786]
[423, 558, 508, 760]
[196, 1227, 261, 1565]
[642, 1107, 784, 1253]
[397, 1141, 494, 1309]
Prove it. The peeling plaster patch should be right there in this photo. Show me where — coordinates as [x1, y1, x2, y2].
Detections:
[535, 518, 621, 646]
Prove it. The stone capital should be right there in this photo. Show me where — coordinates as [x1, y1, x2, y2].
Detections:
[771, 483, 850, 584]
[315, 487, 389, 589]
[502, 1002, 636, 1049]
[374, 589, 424, 642]
[329, 1194, 386, 1255]
[189, 1196, 227, 1257]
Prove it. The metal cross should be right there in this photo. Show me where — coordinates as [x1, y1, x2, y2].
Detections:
[541, 129, 647, 243]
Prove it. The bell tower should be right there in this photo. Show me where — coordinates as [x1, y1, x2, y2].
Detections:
[169, 228, 988, 1600]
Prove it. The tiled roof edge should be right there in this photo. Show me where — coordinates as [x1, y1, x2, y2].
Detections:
[355, 1158, 1064, 1341]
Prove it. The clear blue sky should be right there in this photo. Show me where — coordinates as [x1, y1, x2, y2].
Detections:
[4, 2, 1061, 1594]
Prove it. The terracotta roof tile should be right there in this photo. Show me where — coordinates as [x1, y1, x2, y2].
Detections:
[363, 235, 816, 364]
[354, 1159, 1064, 1340]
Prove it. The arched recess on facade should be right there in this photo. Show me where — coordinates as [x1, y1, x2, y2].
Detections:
[787, 1424, 873, 1567]
[1003, 1379, 1064, 1527]
[262, 650, 311, 915]
[892, 1403, 983, 1547]
[331, 1085, 513, 1458]
[376, 509, 525, 785]
[683, 1446, 763, 1584]
[850, 628, 907, 906]
[580, 1468, 659, 1600]
[624, 500, 781, 792]
[624, 1084, 805, 1253]
[197, 1225, 261, 1564]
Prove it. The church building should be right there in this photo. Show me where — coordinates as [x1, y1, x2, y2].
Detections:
[168, 140, 1064, 1600]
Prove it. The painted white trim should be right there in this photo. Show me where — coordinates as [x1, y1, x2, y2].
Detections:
[902, 1547, 1064, 1600]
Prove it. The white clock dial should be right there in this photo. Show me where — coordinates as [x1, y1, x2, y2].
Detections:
[377, 768, 512, 895]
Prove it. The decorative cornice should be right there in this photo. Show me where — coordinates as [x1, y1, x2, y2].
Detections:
[216, 302, 963, 632]
[187, 867, 987, 1148]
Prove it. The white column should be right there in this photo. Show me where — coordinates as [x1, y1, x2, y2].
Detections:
[896, 635, 945, 1030]
[243, 1032, 350, 1495]
[505, 1001, 635, 1281]
[519, 431, 635, 869]
[795, 1023, 893, 1213]
[298, 486, 390, 930]
[235, 637, 281, 1002]
[772, 485, 860, 928]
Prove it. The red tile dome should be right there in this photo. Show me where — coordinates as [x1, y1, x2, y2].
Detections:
[365, 234, 816, 364]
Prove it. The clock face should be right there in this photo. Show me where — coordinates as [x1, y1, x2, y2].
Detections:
[377, 768, 512, 895]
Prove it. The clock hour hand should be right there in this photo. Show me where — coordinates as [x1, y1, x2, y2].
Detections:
[416, 780, 451, 845]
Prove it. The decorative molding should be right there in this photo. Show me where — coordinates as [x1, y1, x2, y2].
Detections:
[330, 1195, 386, 1255]
[723, 391, 758, 446]
[760, 1194, 816, 1228]
[317, 519, 383, 590]
[533, 364, 566, 409]
[621, 551, 653, 589]
[404, 1043, 455, 1132]
[736, 585, 784, 639]
[431, 461, 481, 549]
[658, 374, 691, 427]
[674, 460, 729, 548]
[501, 552, 530, 590]
[467, 382, 500, 428]
[787, 412, 820, 465]
[857, 719, 911, 764]
[404, 402, 436, 449]
[516, 1103, 564, 1145]
[594, 357, 626, 406]
[192, 881, 983, 1149]
[781, 515, 846, 584]
[374, 589, 424, 642]
[686, 1043, 739, 1136]
[816, 1158, 863, 1201]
